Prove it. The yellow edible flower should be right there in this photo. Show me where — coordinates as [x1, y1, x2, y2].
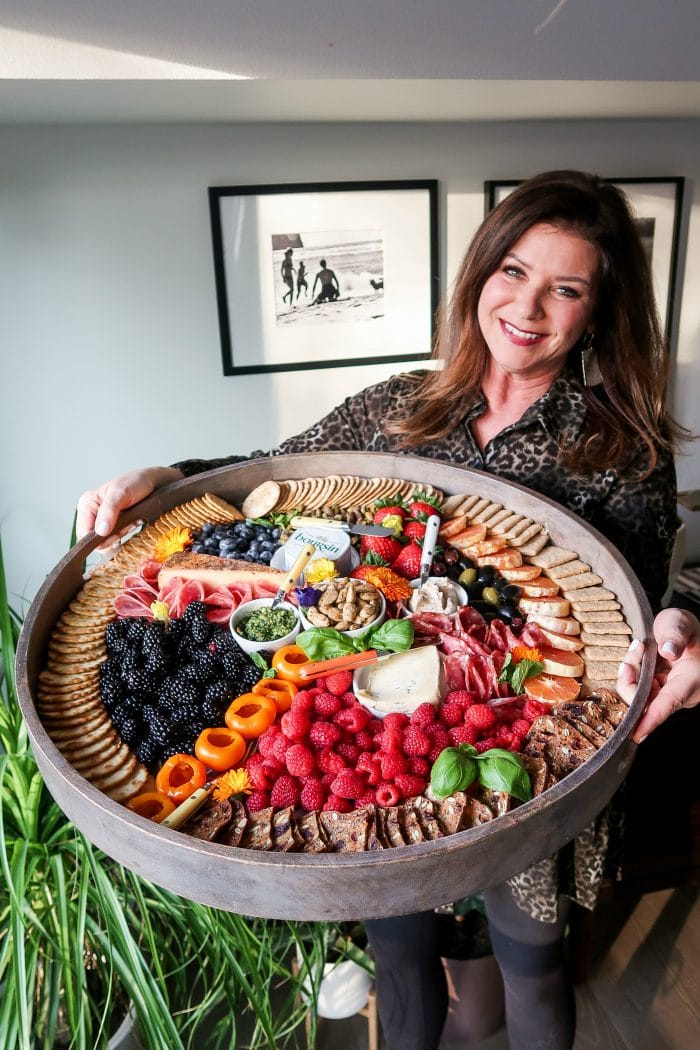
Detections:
[214, 768, 253, 801]
[150, 600, 170, 623]
[153, 526, 192, 563]
[305, 558, 338, 584]
[512, 644, 542, 663]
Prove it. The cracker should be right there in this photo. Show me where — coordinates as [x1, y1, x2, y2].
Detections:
[107, 764, 150, 802]
[242, 480, 282, 518]
[584, 661, 624, 680]
[491, 512, 525, 535]
[557, 572, 603, 591]
[584, 645, 629, 662]
[562, 585, 615, 602]
[579, 621, 631, 635]
[528, 547, 578, 569]
[479, 507, 512, 529]
[441, 493, 472, 516]
[517, 532, 550, 556]
[509, 523, 544, 547]
[464, 497, 492, 520]
[573, 609, 623, 622]
[547, 559, 593, 580]
[202, 492, 244, 522]
[580, 631, 630, 648]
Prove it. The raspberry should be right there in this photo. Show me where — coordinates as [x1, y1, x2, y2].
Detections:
[323, 670, 353, 696]
[394, 773, 426, 800]
[378, 728, 404, 753]
[280, 709, 311, 740]
[314, 691, 343, 717]
[330, 769, 365, 800]
[285, 743, 316, 778]
[354, 728, 374, 751]
[270, 733, 291, 764]
[246, 757, 272, 791]
[380, 751, 408, 780]
[375, 783, 401, 807]
[246, 752, 266, 771]
[445, 690, 478, 709]
[523, 699, 547, 722]
[410, 702, 437, 728]
[336, 740, 361, 763]
[425, 724, 450, 761]
[341, 691, 358, 707]
[317, 748, 347, 775]
[511, 718, 531, 738]
[401, 726, 431, 757]
[246, 790, 270, 813]
[383, 712, 409, 732]
[438, 702, 464, 728]
[464, 704, 497, 731]
[448, 724, 479, 747]
[291, 690, 316, 713]
[496, 725, 514, 748]
[257, 725, 281, 758]
[321, 772, 336, 788]
[261, 757, 285, 780]
[509, 733, 525, 752]
[334, 706, 370, 733]
[356, 789, 377, 807]
[475, 737, 498, 754]
[309, 721, 342, 750]
[365, 759, 382, 787]
[367, 717, 384, 735]
[270, 774, 301, 808]
[323, 794, 353, 813]
[356, 751, 377, 772]
[300, 778, 326, 812]
[408, 757, 431, 778]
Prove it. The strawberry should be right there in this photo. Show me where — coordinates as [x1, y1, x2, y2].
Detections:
[285, 743, 316, 778]
[407, 490, 442, 519]
[372, 500, 407, 524]
[390, 541, 423, 580]
[323, 670, 353, 696]
[330, 769, 366, 800]
[403, 519, 427, 541]
[360, 534, 403, 562]
[270, 774, 300, 807]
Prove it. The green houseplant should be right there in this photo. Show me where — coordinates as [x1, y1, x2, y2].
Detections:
[1, 535, 372, 1048]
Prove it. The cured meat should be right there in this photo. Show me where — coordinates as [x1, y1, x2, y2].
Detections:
[444, 652, 466, 690]
[203, 589, 236, 625]
[113, 592, 154, 619]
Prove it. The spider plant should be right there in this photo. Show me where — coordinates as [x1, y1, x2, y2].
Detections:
[1, 534, 372, 1048]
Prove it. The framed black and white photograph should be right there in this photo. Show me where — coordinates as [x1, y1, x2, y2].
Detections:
[209, 180, 438, 375]
[484, 177, 685, 345]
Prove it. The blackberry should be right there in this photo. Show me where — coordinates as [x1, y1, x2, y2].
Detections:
[144, 649, 167, 677]
[126, 617, 149, 642]
[190, 620, 211, 646]
[141, 706, 173, 748]
[118, 650, 140, 682]
[121, 693, 143, 714]
[163, 676, 200, 708]
[221, 651, 246, 679]
[211, 626, 236, 653]
[141, 621, 166, 658]
[160, 737, 196, 763]
[183, 601, 208, 625]
[183, 652, 217, 683]
[135, 736, 161, 774]
[104, 621, 128, 656]
[204, 679, 234, 707]
[200, 699, 225, 725]
[112, 710, 141, 747]
[101, 690, 122, 716]
[99, 667, 123, 708]
[123, 668, 160, 696]
[170, 700, 202, 728]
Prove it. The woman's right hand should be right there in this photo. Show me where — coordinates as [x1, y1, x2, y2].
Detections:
[76, 466, 185, 543]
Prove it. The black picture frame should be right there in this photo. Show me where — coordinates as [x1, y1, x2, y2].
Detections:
[484, 177, 685, 346]
[209, 180, 439, 376]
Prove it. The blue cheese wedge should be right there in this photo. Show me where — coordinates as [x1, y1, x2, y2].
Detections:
[356, 646, 443, 715]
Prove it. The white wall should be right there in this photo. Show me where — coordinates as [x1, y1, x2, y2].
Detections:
[1, 119, 698, 608]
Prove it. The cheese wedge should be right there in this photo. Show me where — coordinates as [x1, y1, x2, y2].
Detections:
[158, 551, 286, 590]
[356, 646, 443, 716]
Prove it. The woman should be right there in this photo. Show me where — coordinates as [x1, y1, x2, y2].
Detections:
[78, 171, 685, 1049]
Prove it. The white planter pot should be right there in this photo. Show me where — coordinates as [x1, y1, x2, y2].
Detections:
[302, 958, 373, 1020]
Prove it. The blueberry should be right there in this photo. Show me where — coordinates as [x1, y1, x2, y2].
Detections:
[191, 543, 205, 554]
[258, 551, 272, 563]
[201, 523, 214, 537]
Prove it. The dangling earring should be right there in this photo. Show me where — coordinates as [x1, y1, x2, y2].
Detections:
[581, 332, 602, 386]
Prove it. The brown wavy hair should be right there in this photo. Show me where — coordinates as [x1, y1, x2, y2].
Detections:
[387, 170, 683, 476]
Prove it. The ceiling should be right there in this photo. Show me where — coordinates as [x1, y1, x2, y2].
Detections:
[1, 0, 700, 122]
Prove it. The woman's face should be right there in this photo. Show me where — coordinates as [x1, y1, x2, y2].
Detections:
[477, 223, 599, 381]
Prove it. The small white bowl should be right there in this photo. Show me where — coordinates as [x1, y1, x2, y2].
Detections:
[229, 597, 300, 654]
[406, 576, 468, 614]
[298, 581, 386, 639]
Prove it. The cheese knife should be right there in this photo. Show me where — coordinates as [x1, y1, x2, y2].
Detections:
[289, 514, 395, 537]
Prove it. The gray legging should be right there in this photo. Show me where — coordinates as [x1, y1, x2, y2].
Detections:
[364, 881, 575, 1050]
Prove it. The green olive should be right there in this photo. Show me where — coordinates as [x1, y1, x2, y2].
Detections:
[482, 586, 499, 606]
[458, 567, 477, 587]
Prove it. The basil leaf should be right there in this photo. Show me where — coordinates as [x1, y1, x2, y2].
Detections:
[296, 628, 356, 661]
[457, 743, 478, 758]
[430, 747, 468, 798]
[249, 652, 269, 672]
[456, 757, 478, 792]
[511, 659, 543, 695]
[497, 652, 513, 683]
[476, 749, 532, 802]
[364, 618, 415, 654]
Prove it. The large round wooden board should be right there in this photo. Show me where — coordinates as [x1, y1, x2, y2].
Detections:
[16, 453, 654, 920]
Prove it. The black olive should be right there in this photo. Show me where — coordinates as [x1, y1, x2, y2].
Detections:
[470, 600, 497, 621]
[494, 576, 508, 592]
[501, 584, 522, 601]
[432, 561, 447, 577]
[459, 555, 476, 572]
[443, 548, 460, 567]
[465, 583, 483, 603]
[477, 566, 497, 586]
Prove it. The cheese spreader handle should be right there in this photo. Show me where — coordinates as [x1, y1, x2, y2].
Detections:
[161, 782, 215, 830]
[298, 649, 380, 679]
[271, 543, 316, 608]
[419, 514, 442, 587]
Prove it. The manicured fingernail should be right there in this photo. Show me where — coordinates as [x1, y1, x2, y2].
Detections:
[617, 661, 629, 678]
[636, 734, 648, 744]
[661, 640, 679, 658]
[95, 519, 110, 536]
[629, 638, 641, 651]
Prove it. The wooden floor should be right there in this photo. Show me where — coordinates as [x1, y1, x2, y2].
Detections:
[311, 884, 700, 1050]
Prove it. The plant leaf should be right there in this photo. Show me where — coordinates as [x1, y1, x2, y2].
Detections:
[362, 618, 414, 654]
[430, 747, 476, 797]
[475, 749, 532, 802]
[296, 628, 356, 661]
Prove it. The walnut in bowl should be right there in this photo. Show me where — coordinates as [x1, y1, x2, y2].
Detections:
[299, 577, 385, 637]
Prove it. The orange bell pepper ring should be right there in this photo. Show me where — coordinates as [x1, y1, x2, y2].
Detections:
[155, 753, 207, 803]
[251, 676, 298, 712]
[194, 726, 246, 772]
[225, 692, 277, 738]
[270, 644, 312, 684]
[126, 790, 177, 823]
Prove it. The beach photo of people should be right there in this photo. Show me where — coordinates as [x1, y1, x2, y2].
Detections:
[272, 230, 384, 326]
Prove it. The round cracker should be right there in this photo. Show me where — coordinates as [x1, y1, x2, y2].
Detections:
[106, 764, 151, 802]
[242, 480, 282, 518]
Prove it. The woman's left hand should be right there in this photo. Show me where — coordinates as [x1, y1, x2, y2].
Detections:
[616, 608, 700, 742]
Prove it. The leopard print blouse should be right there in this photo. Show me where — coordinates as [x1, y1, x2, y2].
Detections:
[173, 368, 677, 922]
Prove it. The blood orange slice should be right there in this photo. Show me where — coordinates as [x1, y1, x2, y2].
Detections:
[523, 673, 581, 703]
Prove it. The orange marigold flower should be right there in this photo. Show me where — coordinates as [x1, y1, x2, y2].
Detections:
[213, 768, 253, 801]
[365, 567, 412, 601]
[512, 644, 542, 663]
[153, 527, 192, 563]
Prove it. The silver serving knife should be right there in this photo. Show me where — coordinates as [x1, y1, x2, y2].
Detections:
[289, 514, 395, 537]
[419, 514, 442, 587]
